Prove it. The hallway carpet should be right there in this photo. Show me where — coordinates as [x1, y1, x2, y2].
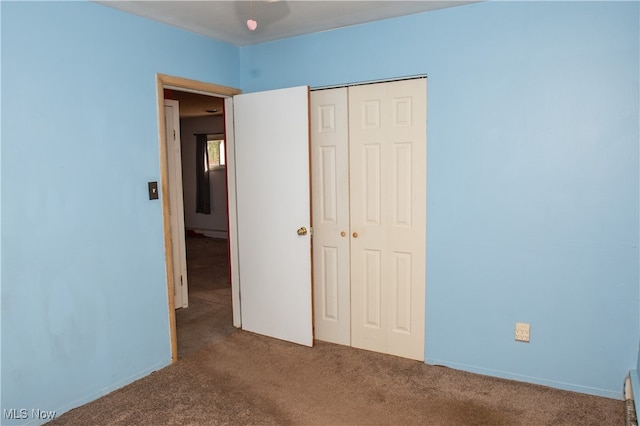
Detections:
[175, 236, 236, 359]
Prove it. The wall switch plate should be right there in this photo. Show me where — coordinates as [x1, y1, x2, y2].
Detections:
[515, 322, 530, 342]
[148, 182, 159, 200]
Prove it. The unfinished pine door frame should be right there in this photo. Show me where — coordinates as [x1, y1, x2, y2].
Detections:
[155, 74, 241, 363]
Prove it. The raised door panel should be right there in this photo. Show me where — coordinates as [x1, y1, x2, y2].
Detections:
[350, 79, 426, 361]
[311, 88, 351, 346]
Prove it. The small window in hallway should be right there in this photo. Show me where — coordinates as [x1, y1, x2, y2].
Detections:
[207, 137, 225, 170]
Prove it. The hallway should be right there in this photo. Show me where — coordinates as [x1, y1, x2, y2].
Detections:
[175, 235, 236, 359]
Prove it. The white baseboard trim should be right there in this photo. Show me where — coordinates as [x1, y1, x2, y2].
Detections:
[425, 358, 622, 400]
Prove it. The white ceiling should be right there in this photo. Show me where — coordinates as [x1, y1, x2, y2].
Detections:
[96, 1, 473, 46]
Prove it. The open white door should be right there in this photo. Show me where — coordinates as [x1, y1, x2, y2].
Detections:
[233, 86, 313, 347]
[164, 99, 189, 309]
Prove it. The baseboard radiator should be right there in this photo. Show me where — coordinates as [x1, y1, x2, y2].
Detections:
[187, 228, 228, 239]
[626, 375, 638, 426]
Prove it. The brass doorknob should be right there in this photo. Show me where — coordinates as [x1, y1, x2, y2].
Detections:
[352, 232, 358, 238]
[297, 227, 308, 236]
[340, 231, 346, 237]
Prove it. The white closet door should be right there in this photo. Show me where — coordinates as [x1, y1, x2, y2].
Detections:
[349, 79, 427, 361]
[233, 86, 313, 347]
[310, 88, 351, 345]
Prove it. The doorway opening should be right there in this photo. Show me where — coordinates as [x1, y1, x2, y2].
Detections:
[168, 90, 234, 358]
[156, 74, 241, 362]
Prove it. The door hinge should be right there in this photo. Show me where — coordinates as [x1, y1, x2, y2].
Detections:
[173, 129, 176, 140]
[180, 275, 183, 286]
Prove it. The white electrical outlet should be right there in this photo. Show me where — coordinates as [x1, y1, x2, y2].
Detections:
[515, 322, 530, 342]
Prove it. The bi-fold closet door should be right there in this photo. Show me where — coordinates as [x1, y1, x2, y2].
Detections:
[311, 78, 427, 361]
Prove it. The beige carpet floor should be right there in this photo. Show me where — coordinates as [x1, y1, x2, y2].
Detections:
[176, 235, 237, 359]
[49, 237, 625, 425]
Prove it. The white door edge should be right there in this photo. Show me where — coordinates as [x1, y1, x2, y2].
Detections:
[225, 97, 242, 328]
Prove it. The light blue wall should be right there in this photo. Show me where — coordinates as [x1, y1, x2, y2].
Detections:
[1, 1, 239, 423]
[241, 1, 640, 398]
[1, 0, 638, 421]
